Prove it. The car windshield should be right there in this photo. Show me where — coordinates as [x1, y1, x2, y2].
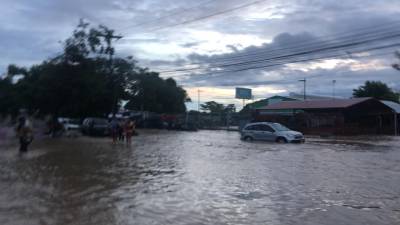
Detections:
[272, 123, 290, 131]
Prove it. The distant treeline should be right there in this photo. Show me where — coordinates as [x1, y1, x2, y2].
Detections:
[0, 20, 189, 118]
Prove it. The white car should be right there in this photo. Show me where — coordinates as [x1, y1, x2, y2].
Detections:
[58, 118, 81, 131]
[241, 122, 305, 143]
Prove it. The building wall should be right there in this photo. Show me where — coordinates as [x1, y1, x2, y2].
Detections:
[255, 105, 396, 135]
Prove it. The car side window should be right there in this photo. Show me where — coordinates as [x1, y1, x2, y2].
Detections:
[260, 125, 274, 132]
[254, 125, 261, 131]
[251, 125, 263, 131]
[246, 125, 257, 130]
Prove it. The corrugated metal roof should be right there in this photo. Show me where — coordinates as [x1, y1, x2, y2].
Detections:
[288, 92, 344, 101]
[246, 96, 297, 109]
[381, 100, 400, 113]
[258, 97, 372, 110]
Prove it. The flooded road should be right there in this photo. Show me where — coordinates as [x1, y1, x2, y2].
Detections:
[1, 130, 400, 225]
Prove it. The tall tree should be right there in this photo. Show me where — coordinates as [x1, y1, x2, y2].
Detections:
[125, 72, 189, 113]
[1, 20, 189, 117]
[353, 81, 400, 103]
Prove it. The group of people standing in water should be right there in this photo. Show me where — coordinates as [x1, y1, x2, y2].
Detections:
[109, 118, 136, 145]
[13, 114, 137, 153]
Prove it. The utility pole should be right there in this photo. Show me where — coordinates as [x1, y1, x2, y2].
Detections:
[197, 89, 204, 112]
[197, 89, 201, 112]
[332, 80, 336, 99]
[394, 111, 398, 136]
[298, 78, 306, 100]
[197, 89, 203, 128]
[96, 30, 122, 114]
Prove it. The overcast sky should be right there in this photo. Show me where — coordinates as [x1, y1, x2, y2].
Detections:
[1, 0, 400, 109]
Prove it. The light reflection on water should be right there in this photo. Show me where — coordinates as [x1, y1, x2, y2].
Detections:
[0, 130, 400, 225]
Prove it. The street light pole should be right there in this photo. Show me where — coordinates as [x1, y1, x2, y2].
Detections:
[298, 78, 306, 100]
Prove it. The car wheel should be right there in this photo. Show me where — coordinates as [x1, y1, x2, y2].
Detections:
[276, 137, 287, 143]
[244, 136, 253, 141]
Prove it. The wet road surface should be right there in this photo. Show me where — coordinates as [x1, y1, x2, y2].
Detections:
[1, 130, 400, 225]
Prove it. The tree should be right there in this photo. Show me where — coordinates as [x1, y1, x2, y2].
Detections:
[200, 101, 236, 114]
[200, 101, 225, 114]
[353, 81, 400, 103]
[0, 77, 17, 115]
[1, 20, 189, 117]
[124, 72, 189, 113]
[224, 104, 236, 113]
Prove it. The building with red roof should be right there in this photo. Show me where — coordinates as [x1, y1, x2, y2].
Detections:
[254, 98, 397, 135]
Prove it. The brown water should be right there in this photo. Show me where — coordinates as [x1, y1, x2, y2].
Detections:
[0, 130, 400, 225]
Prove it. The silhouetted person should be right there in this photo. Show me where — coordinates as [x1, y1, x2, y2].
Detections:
[110, 117, 119, 144]
[124, 119, 135, 145]
[16, 117, 33, 153]
[118, 120, 124, 141]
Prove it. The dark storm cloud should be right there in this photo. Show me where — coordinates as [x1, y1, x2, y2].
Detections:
[172, 27, 400, 98]
[175, 32, 340, 82]
[180, 41, 205, 48]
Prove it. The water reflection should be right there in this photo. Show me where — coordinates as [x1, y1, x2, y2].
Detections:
[0, 131, 399, 225]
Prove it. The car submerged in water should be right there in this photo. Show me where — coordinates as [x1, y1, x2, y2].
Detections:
[241, 122, 305, 143]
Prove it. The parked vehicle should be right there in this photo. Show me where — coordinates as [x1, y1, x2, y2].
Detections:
[81, 117, 110, 136]
[58, 117, 81, 137]
[241, 122, 305, 143]
[58, 118, 81, 131]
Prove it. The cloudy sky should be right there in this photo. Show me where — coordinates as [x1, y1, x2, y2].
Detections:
[1, 0, 400, 109]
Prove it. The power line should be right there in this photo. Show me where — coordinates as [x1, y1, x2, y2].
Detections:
[129, 19, 400, 73]
[25, 0, 268, 58]
[119, 0, 216, 31]
[158, 31, 400, 76]
[146, 0, 269, 32]
[165, 43, 400, 81]
[158, 24, 400, 73]
[199, 23, 400, 65]
[178, 50, 397, 87]
[208, 43, 400, 76]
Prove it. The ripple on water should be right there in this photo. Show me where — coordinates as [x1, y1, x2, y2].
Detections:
[0, 131, 399, 225]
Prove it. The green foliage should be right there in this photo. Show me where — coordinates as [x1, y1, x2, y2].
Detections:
[0, 20, 188, 117]
[200, 101, 236, 114]
[7, 64, 28, 77]
[225, 104, 236, 113]
[353, 81, 400, 103]
[200, 101, 224, 113]
[0, 77, 18, 115]
[124, 73, 188, 113]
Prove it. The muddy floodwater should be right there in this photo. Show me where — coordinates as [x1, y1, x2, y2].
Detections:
[1, 130, 400, 225]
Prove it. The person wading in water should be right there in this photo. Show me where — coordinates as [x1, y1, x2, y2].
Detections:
[16, 117, 33, 153]
[110, 117, 119, 145]
[124, 119, 135, 145]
